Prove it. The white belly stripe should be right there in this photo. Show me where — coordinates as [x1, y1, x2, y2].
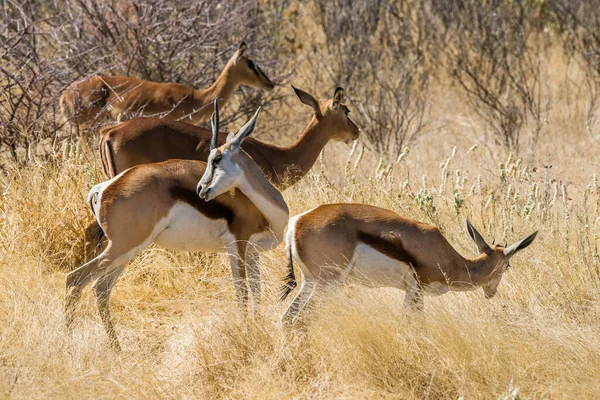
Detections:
[349, 244, 417, 290]
[153, 202, 230, 252]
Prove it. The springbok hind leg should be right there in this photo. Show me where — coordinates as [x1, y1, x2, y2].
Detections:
[92, 263, 127, 351]
[65, 255, 104, 331]
[83, 221, 105, 262]
[281, 273, 316, 325]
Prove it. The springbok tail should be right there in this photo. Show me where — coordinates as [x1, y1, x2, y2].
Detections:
[279, 246, 297, 301]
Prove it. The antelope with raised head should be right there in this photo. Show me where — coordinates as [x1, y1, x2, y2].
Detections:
[83, 86, 359, 259]
[280, 204, 538, 322]
[65, 101, 289, 350]
[99, 86, 358, 184]
[60, 42, 274, 127]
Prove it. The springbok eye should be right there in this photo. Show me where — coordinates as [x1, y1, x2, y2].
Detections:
[247, 60, 255, 69]
[212, 154, 222, 164]
[344, 106, 350, 115]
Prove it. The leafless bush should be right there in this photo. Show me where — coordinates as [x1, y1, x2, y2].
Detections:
[434, 0, 552, 150]
[549, 0, 600, 140]
[0, 0, 293, 164]
[313, 0, 434, 161]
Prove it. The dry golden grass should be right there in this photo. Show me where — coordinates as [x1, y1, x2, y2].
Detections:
[2, 100, 600, 398]
[3, 13, 600, 394]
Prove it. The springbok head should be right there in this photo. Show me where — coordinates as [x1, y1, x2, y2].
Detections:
[229, 42, 275, 91]
[197, 98, 261, 201]
[292, 85, 360, 144]
[466, 218, 538, 298]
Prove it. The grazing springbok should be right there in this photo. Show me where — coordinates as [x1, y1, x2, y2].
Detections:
[280, 204, 538, 322]
[60, 42, 274, 127]
[65, 102, 289, 350]
[83, 86, 359, 259]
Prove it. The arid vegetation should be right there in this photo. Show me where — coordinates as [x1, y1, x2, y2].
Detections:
[2, 0, 600, 398]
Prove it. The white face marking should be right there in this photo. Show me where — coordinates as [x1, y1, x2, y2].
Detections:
[152, 202, 230, 252]
[348, 244, 417, 291]
[199, 148, 242, 201]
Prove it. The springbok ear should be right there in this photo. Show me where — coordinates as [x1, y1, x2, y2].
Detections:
[504, 231, 538, 258]
[292, 85, 321, 116]
[466, 218, 491, 254]
[210, 97, 220, 151]
[230, 107, 260, 147]
[331, 87, 344, 110]
[236, 41, 247, 58]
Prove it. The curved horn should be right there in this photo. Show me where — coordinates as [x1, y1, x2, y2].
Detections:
[210, 97, 220, 151]
[231, 106, 261, 145]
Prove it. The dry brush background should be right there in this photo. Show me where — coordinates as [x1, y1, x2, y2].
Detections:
[2, 0, 600, 398]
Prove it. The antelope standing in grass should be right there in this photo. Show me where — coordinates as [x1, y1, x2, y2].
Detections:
[65, 102, 288, 350]
[83, 86, 359, 259]
[60, 42, 274, 128]
[280, 204, 537, 322]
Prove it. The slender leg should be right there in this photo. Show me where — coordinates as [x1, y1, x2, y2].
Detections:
[403, 284, 424, 311]
[281, 270, 316, 324]
[245, 246, 261, 304]
[66, 239, 142, 349]
[65, 255, 104, 330]
[226, 241, 249, 308]
[83, 221, 105, 262]
[92, 263, 127, 351]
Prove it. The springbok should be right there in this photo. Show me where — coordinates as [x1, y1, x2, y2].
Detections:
[60, 42, 274, 127]
[83, 86, 359, 259]
[65, 102, 289, 350]
[98, 86, 358, 184]
[280, 204, 537, 322]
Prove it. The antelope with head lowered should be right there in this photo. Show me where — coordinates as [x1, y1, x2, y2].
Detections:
[60, 42, 274, 128]
[280, 204, 538, 323]
[83, 86, 359, 259]
[65, 101, 289, 350]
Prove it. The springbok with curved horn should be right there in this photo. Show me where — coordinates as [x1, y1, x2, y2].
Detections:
[60, 42, 274, 127]
[65, 101, 289, 349]
[280, 204, 537, 322]
[83, 86, 358, 260]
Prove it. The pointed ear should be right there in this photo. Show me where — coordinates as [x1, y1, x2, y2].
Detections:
[230, 107, 260, 147]
[237, 42, 247, 57]
[466, 218, 491, 254]
[331, 87, 344, 110]
[292, 85, 321, 116]
[504, 231, 538, 258]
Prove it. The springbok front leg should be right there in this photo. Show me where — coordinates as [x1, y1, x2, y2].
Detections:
[226, 241, 250, 308]
[403, 281, 424, 311]
[245, 246, 261, 304]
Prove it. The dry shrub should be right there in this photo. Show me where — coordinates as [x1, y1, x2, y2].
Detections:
[433, 0, 552, 150]
[0, 0, 295, 164]
[312, 0, 433, 161]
